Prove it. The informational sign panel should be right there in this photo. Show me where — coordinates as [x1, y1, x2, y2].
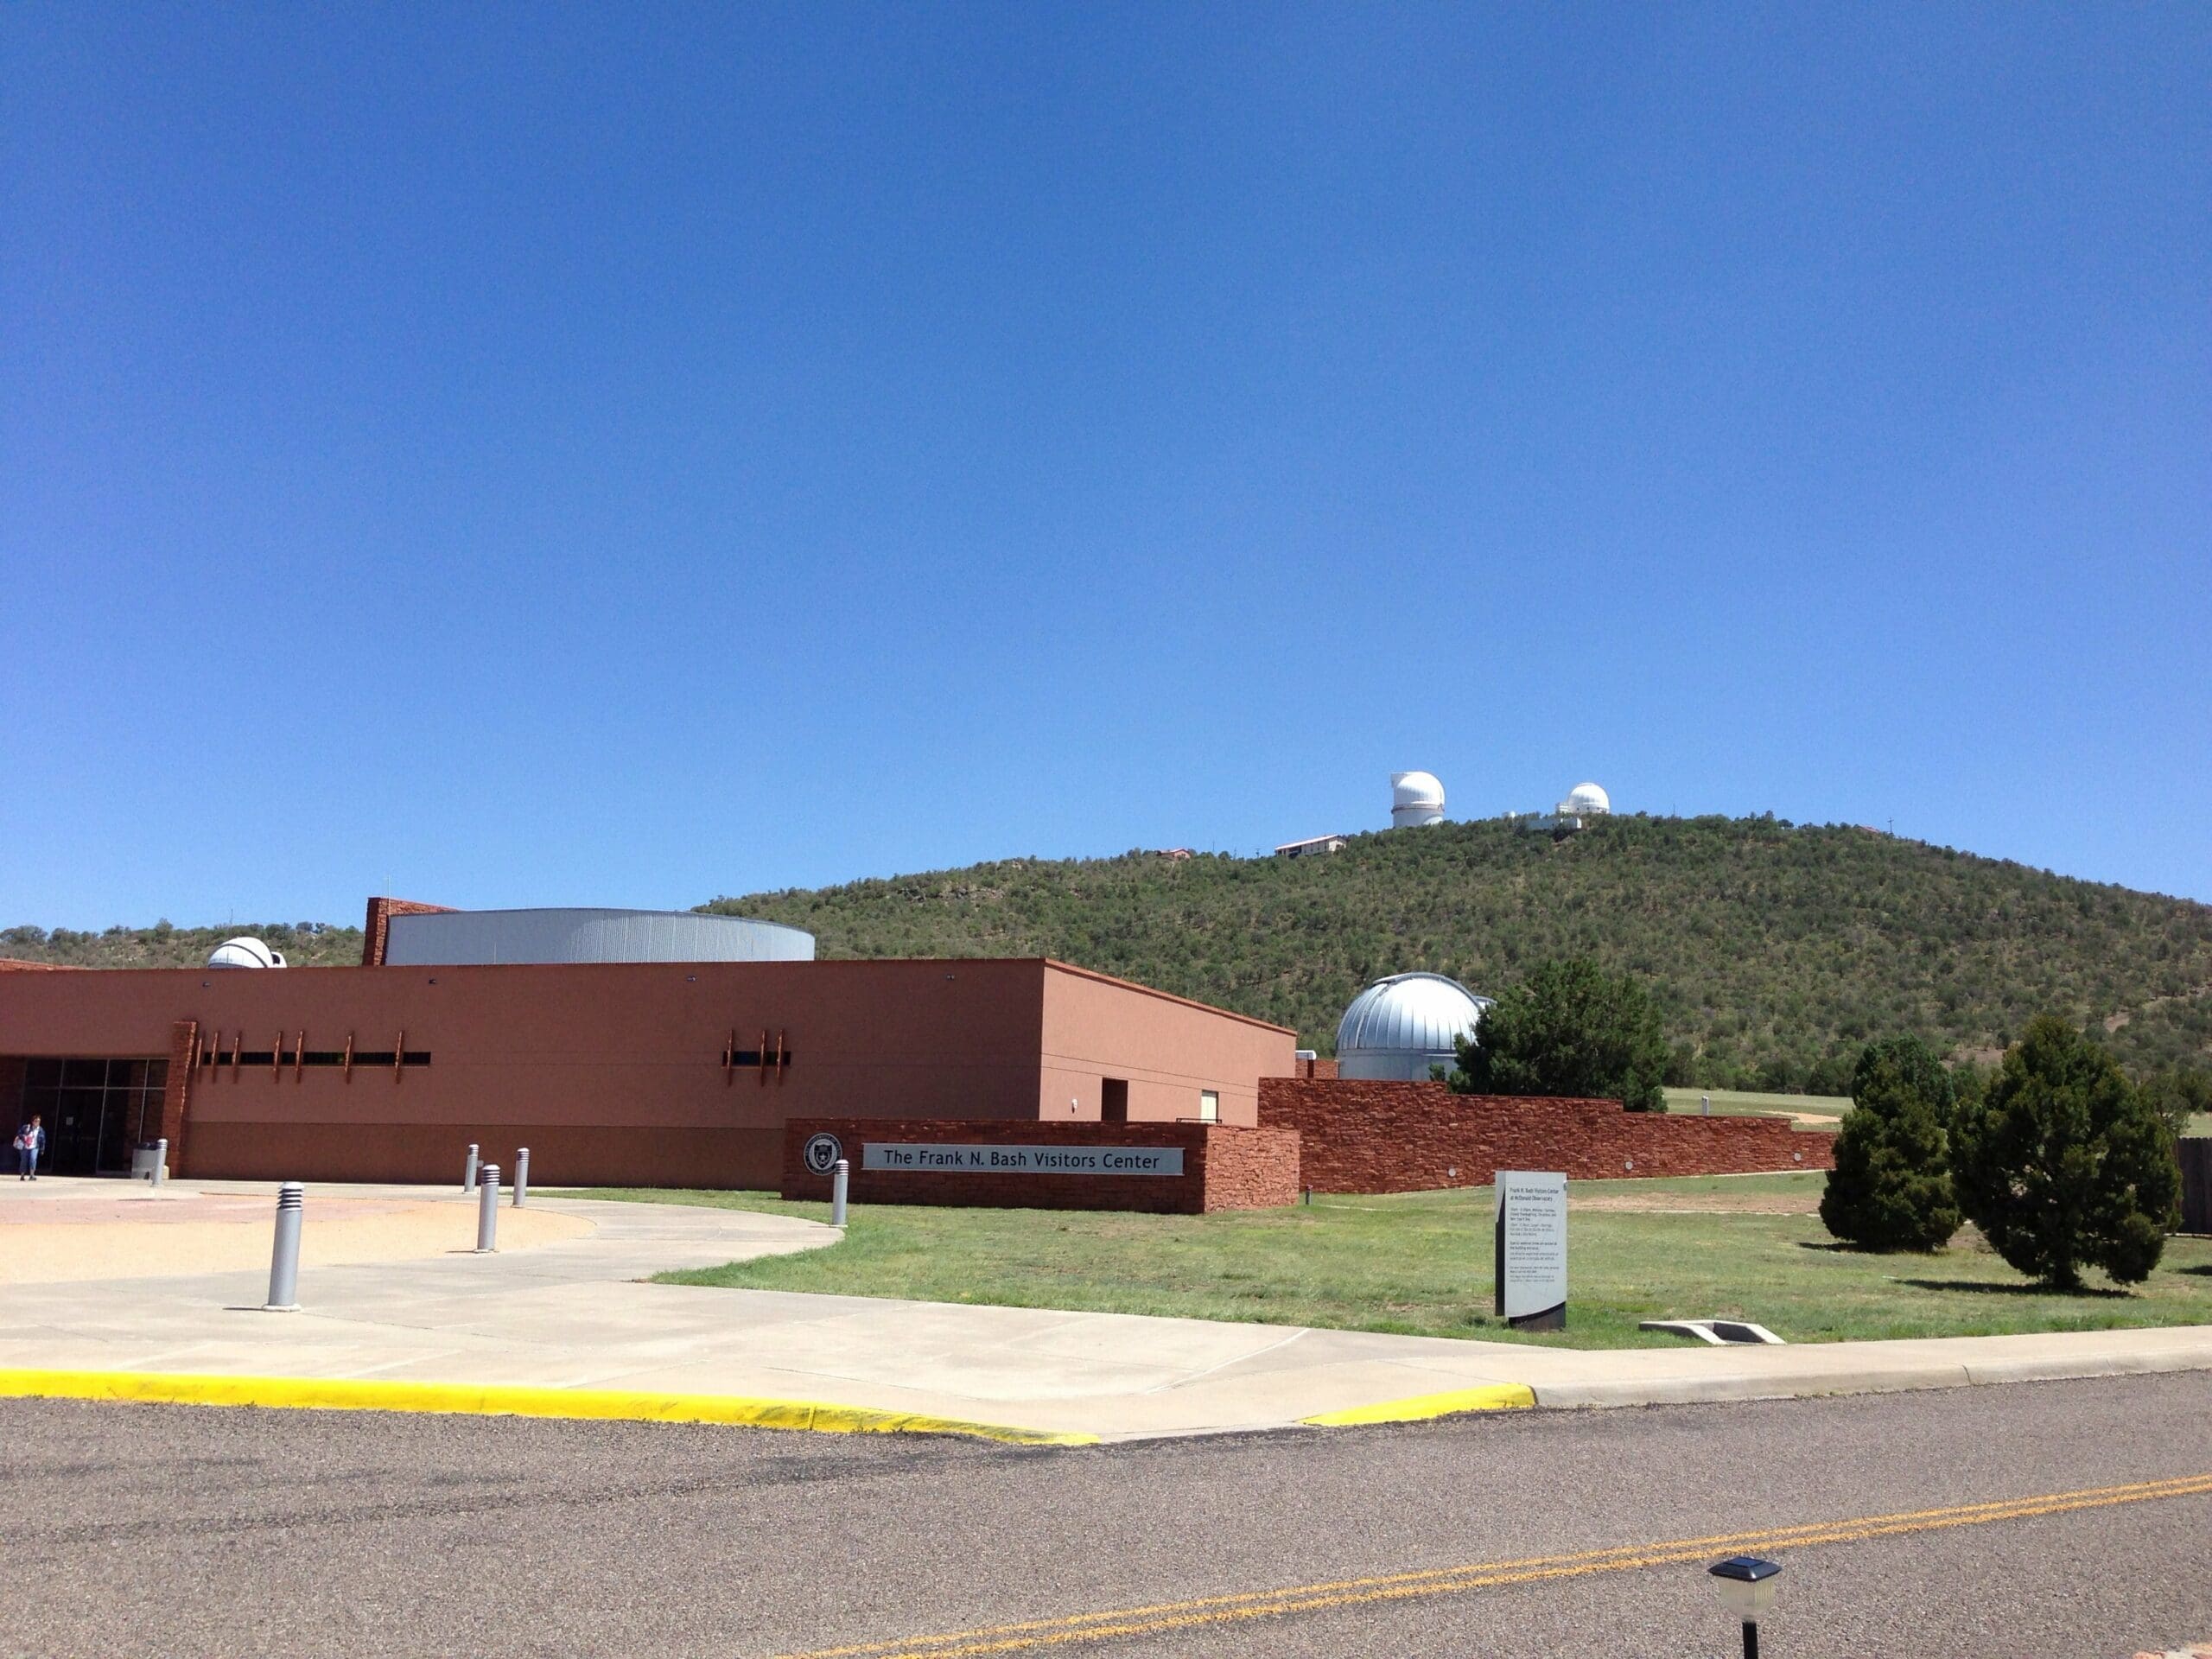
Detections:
[862, 1143, 1185, 1176]
[1494, 1170, 1567, 1331]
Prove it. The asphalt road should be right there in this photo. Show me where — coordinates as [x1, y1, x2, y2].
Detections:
[1, 1374, 2207, 1658]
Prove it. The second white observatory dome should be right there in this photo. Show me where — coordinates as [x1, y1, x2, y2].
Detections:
[1390, 771, 1446, 829]
[1562, 781, 1611, 816]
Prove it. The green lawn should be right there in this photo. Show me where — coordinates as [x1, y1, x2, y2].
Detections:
[1662, 1086, 1850, 1120]
[550, 1173, 2212, 1351]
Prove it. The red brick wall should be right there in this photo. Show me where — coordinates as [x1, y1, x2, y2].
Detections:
[359, 897, 458, 967]
[154, 1020, 197, 1172]
[780, 1117, 1300, 1213]
[1258, 1078, 1834, 1192]
[1293, 1056, 1339, 1080]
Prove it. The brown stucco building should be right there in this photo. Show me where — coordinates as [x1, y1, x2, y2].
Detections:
[0, 944, 1295, 1189]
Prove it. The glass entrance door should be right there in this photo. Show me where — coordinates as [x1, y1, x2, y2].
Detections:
[16, 1058, 168, 1175]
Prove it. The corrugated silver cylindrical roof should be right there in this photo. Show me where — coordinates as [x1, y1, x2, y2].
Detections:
[1335, 971, 1493, 1081]
[382, 908, 815, 966]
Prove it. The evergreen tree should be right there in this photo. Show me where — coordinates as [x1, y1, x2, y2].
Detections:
[1450, 957, 1669, 1111]
[2139, 1066, 2212, 1146]
[1818, 1036, 1960, 1251]
[1951, 1015, 2181, 1289]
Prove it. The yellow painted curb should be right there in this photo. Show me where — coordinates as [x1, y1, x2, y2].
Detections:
[0, 1369, 1097, 1446]
[1300, 1383, 1537, 1427]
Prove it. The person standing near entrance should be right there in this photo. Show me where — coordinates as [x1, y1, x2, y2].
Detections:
[14, 1116, 43, 1179]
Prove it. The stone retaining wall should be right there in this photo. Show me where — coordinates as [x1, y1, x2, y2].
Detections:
[1258, 1078, 1833, 1193]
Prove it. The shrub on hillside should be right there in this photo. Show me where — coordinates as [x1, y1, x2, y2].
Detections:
[1449, 957, 1669, 1112]
[1951, 1015, 2182, 1289]
[1818, 1036, 1960, 1251]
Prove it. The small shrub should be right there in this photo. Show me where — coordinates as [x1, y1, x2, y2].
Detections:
[1820, 1036, 1961, 1251]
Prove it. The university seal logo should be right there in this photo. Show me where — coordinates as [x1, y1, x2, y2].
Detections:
[801, 1133, 843, 1176]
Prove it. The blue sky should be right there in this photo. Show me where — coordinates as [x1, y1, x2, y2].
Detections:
[3, 3, 2207, 929]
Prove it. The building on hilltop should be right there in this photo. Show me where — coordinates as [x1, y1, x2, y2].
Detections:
[1274, 833, 1350, 859]
[1389, 771, 1446, 828]
[1517, 779, 1613, 836]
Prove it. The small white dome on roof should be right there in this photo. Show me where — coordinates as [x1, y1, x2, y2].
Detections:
[1563, 781, 1611, 816]
[207, 936, 286, 969]
[1335, 971, 1493, 1080]
[1390, 771, 1446, 828]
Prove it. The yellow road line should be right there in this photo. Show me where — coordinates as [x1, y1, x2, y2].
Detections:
[0, 1368, 1097, 1446]
[1300, 1383, 1535, 1425]
[779, 1472, 2212, 1658]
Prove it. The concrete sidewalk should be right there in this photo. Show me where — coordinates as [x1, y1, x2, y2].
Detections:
[3, 1181, 2209, 1440]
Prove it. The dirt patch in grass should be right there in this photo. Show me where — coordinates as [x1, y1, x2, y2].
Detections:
[1571, 1189, 1822, 1215]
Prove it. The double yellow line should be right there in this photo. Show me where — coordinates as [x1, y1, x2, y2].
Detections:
[778, 1472, 2212, 1658]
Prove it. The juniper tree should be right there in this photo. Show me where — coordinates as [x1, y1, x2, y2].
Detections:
[1951, 1015, 2181, 1289]
[1819, 1036, 1960, 1251]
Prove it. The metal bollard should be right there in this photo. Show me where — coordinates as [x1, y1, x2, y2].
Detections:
[513, 1147, 529, 1208]
[830, 1158, 849, 1228]
[1700, 1094, 1711, 1116]
[475, 1166, 499, 1252]
[463, 1143, 480, 1193]
[265, 1182, 304, 1311]
[153, 1137, 168, 1186]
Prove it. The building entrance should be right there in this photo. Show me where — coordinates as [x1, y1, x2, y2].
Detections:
[15, 1058, 168, 1176]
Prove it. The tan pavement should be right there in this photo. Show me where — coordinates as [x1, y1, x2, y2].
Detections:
[0, 1180, 589, 1281]
[2, 1177, 2208, 1440]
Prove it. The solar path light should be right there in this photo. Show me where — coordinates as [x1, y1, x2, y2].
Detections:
[1709, 1556, 1781, 1659]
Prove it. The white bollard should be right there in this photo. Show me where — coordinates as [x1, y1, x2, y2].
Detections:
[830, 1158, 849, 1228]
[463, 1143, 480, 1193]
[153, 1137, 168, 1185]
[264, 1183, 304, 1311]
[513, 1147, 529, 1208]
[475, 1165, 499, 1252]
[1700, 1094, 1711, 1116]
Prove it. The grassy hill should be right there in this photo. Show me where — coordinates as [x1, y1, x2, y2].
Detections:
[705, 816, 2212, 1088]
[8, 816, 2208, 1089]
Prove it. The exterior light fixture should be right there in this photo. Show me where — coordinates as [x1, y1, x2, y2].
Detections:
[1709, 1556, 1780, 1658]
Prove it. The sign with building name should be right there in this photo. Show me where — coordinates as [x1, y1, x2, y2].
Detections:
[1494, 1170, 1567, 1331]
[862, 1142, 1185, 1176]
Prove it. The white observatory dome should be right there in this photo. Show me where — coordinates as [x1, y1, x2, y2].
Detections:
[1390, 771, 1446, 829]
[1335, 971, 1494, 1080]
[207, 936, 287, 969]
[1562, 781, 1611, 817]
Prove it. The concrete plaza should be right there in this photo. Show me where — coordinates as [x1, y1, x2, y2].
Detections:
[3, 1177, 2210, 1440]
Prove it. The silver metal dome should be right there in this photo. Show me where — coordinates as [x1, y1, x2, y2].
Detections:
[1335, 971, 1493, 1080]
[381, 908, 815, 966]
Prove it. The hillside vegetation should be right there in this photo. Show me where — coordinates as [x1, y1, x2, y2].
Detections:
[8, 817, 2208, 1090]
[706, 816, 2212, 1088]
[0, 920, 363, 971]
